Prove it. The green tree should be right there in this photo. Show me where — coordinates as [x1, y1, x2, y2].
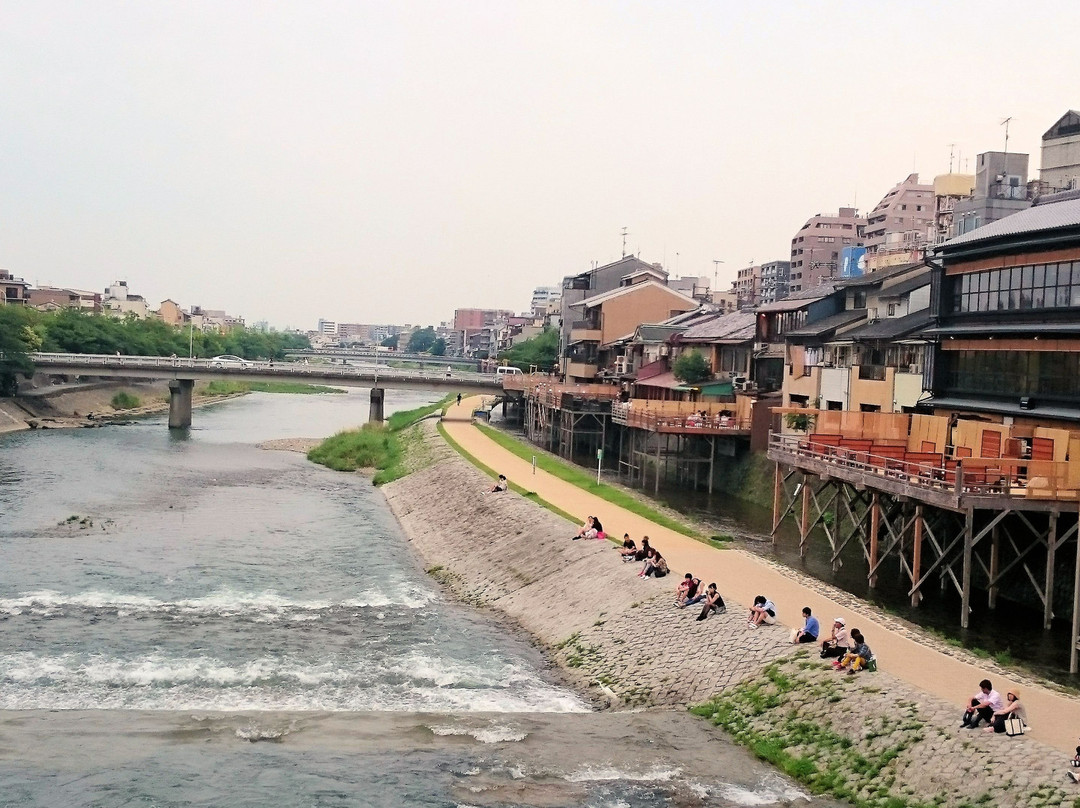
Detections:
[381, 334, 400, 349]
[0, 306, 42, 396]
[672, 349, 712, 384]
[406, 326, 437, 353]
[430, 337, 446, 356]
[499, 327, 559, 371]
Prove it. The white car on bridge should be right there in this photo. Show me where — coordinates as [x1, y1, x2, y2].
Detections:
[210, 354, 250, 368]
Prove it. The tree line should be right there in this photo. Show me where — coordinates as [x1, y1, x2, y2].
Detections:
[0, 307, 310, 396]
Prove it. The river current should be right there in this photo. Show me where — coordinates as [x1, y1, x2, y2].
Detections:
[0, 390, 818, 807]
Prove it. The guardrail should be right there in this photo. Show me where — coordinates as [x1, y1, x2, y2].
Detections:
[612, 402, 750, 433]
[30, 353, 501, 385]
[768, 432, 1079, 502]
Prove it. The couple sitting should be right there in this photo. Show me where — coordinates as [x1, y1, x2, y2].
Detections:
[674, 573, 725, 621]
[572, 516, 605, 540]
[637, 546, 669, 578]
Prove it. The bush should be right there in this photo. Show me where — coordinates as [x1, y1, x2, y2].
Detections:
[110, 392, 141, 410]
[307, 424, 400, 472]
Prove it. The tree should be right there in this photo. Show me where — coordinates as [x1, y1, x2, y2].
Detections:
[0, 306, 41, 396]
[406, 326, 437, 354]
[499, 327, 559, 371]
[672, 349, 712, 384]
[430, 337, 446, 356]
[381, 334, 400, 349]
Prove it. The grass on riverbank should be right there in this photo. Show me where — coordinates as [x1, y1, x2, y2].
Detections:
[474, 423, 703, 540]
[307, 395, 454, 484]
[110, 391, 141, 410]
[202, 380, 346, 395]
[437, 421, 581, 525]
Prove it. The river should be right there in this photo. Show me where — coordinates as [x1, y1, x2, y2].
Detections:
[0, 390, 820, 807]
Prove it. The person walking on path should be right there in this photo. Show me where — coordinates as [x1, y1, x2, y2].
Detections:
[457, 393, 462, 407]
[960, 680, 1004, 729]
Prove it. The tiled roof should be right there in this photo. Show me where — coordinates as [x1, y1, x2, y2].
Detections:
[568, 280, 699, 309]
[941, 198, 1080, 249]
[843, 309, 933, 341]
[678, 310, 756, 342]
[785, 308, 866, 339]
[756, 285, 837, 312]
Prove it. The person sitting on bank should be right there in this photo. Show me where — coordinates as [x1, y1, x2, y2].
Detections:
[833, 629, 872, 674]
[820, 617, 850, 659]
[682, 578, 706, 608]
[696, 583, 726, 621]
[573, 516, 603, 540]
[639, 550, 668, 578]
[791, 607, 820, 644]
[674, 574, 698, 607]
[960, 679, 1004, 730]
[985, 688, 1027, 734]
[633, 537, 652, 561]
[748, 595, 777, 628]
[489, 474, 507, 493]
[616, 535, 637, 560]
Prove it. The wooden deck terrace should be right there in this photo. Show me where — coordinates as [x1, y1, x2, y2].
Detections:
[612, 402, 751, 435]
[521, 381, 623, 409]
[768, 433, 1080, 513]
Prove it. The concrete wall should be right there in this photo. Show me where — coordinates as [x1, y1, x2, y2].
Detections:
[894, 368, 925, 410]
[819, 366, 849, 409]
[848, 367, 894, 412]
[598, 286, 695, 345]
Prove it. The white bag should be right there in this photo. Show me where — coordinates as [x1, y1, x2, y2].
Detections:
[1005, 716, 1025, 737]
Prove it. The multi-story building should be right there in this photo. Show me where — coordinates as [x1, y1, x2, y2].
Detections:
[710, 284, 739, 313]
[735, 264, 761, 306]
[157, 299, 185, 326]
[530, 286, 560, 316]
[924, 192, 1080, 428]
[759, 260, 792, 305]
[667, 275, 711, 301]
[951, 152, 1035, 238]
[1040, 110, 1080, 193]
[26, 285, 100, 311]
[317, 319, 337, 336]
[564, 280, 698, 382]
[863, 174, 935, 269]
[103, 280, 148, 319]
[789, 207, 865, 293]
[933, 172, 975, 244]
[452, 308, 514, 332]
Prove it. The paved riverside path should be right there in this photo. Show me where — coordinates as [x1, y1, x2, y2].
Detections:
[443, 397, 1080, 753]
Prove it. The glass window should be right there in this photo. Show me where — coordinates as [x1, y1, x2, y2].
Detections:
[987, 272, 999, 293]
[961, 274, 971, 295]
[978, 291, 991, 310]
[998, 288, 1010, 310]
[1011, 267, 1022, 289]
[1032, 285, 1046, 308]
[1045, 264, 1058, 288]
[1033, 264, 1046, 288]
[1022, 265, 1034, 289]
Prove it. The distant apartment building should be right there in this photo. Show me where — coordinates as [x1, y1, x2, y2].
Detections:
[317, 319, 337, 336]
[0, 270, 30, 305]
[453, 308, 514, 332]
[789, 207, 865, 293]
[759, 260, 792, 305]
[951, 152, 1035, 237]
[735, 264, 761, 306]
[933, 172, 975, 244]
[1040, 110, 1080, 192]
[103, 280, 149, 319]
[27, 285, 100, 311]
[863, 174, 935, 269]
[530, 286, 560, 316]
[157, 299, 185, 326]
[667, 275, 711, 300]
[710, 284, 739, 313]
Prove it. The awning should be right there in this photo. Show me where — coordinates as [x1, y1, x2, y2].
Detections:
[922, 396, 1080, 422]
[632, 371, 696, 391]
[698, 381, 734, 396]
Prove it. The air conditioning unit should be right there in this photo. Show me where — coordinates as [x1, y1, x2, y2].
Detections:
[659, 345, 671, 357]
[734, 379, 752, 391]
[614, 356, 629, 375]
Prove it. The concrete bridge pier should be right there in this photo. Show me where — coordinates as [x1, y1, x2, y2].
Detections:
[369, 387, 385, 423]
[168, 379, 195, 428]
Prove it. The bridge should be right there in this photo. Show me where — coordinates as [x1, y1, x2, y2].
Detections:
[30, 353, 502, 429]
[285, 348, 484, 371]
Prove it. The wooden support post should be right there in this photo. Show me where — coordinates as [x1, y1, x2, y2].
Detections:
[1071, 520, 1080, 673]
[961, 509, 974, 629]
[708, 436, 715, 495]
[911, 504, 923, 607]
[799, 478, 812, 556]
[655, 436, 661, 496]
[1045, 512, 1059, 630]
[869, 492, 881, 588]
[772, 463, 784, 539]
[988, 521, 1001, 610]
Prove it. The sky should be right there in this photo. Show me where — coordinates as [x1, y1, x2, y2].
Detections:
[1, 1, 1078, 331]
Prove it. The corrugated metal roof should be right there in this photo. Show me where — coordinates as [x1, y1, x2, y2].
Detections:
[941, 198, 1080, 248]
[678, 310, 756, 342]
[879, 269, 931, 298]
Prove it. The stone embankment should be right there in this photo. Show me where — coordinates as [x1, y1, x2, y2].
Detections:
[383, 422, 1078, 808]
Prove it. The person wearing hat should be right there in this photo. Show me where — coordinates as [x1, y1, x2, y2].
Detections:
[985, 688, 1027, 734]
[819, 617, 850, 659]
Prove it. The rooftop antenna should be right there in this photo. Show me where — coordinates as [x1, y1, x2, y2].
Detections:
[1001, 116, 1012, 168]
[712, 259, 724, 290]
[621, 227, 628, 258]
[947, 143, 956, 173]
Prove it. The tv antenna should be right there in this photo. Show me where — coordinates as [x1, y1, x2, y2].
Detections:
[947, 143, 956, 173]
[621, 227, 628, 258]
[1001, 117, 1012, 165]
[712, 259, 724, 290]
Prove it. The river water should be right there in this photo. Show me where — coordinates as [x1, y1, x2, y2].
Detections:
[0, 390, 819, 807]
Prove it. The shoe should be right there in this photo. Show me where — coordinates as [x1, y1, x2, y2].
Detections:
[748, 623, 757, 629]
[832, 662, 843, 670]
[846, 669, 856, 676]
[572, 536, 580, 541]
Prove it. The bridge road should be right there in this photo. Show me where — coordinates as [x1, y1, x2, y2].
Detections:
[443, 396, 1080, 754]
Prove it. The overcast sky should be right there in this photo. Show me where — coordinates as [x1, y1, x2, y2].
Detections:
[1, 1, 1078, 330]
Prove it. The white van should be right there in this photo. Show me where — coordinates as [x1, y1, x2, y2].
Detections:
[494, 366, 524, 378]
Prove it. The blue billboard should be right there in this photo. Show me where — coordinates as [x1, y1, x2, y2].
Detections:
[839, 246, 867, 278]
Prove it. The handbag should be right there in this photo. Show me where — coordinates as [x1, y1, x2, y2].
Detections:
[1005, 716, 1025, 737]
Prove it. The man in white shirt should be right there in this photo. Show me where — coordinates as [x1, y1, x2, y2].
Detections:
[960, 679, 1004, 729]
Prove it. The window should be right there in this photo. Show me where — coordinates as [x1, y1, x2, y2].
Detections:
[819, 236, 835, 243]
[948, 261, 1080, 314]
[853, 291, 867, 308]
[901, 204, 907, 210]
[887, 303, 897, 316]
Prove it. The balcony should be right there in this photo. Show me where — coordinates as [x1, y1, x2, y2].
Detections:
[567, 361, 598, 380]
[569, 320, 602, 343]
